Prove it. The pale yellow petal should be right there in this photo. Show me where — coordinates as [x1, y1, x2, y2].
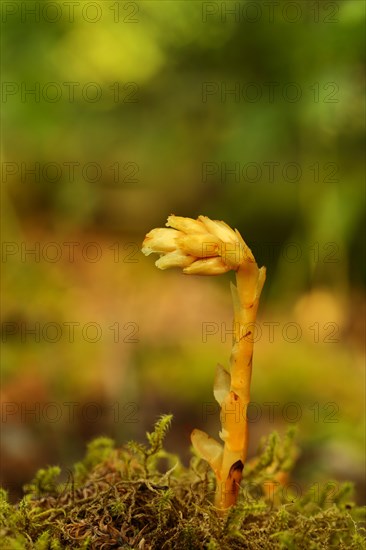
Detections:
[177, 234, 221, 258]
[198, 216, 238, 244]
[166, 215, 207, 234]
[183, 256, 231, 276]
[155, 249, 195, 270]
[141, 228, 180, 255]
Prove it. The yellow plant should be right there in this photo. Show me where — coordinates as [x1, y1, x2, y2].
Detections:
[142, 215, 266, 511]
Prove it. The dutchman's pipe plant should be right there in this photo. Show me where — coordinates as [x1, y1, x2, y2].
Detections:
[142, 215, 266, 512]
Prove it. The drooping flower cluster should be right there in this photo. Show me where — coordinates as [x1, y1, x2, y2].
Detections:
[141, 215, 255, 275]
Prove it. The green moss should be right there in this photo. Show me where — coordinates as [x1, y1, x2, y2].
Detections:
[1, 417, 365, 549]
[23, 468, 62, 499]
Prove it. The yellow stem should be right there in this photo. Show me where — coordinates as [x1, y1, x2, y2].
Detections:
[215, 261, 265, 511]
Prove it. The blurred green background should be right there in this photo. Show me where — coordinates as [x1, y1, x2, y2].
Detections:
[1, 0, 365, 503]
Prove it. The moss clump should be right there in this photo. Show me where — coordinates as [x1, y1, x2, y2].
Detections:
[1, 416, 365, 549]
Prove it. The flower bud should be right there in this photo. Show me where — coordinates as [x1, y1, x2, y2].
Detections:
[183, 256, 231, 276]
[177, 234, 221, 258]
[155, 249, 195, 270]
[142, 228, 181, 256]
[198, 216, 238, 244]
[166, 215, 207, 234]
[142, 214, 257, 275]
